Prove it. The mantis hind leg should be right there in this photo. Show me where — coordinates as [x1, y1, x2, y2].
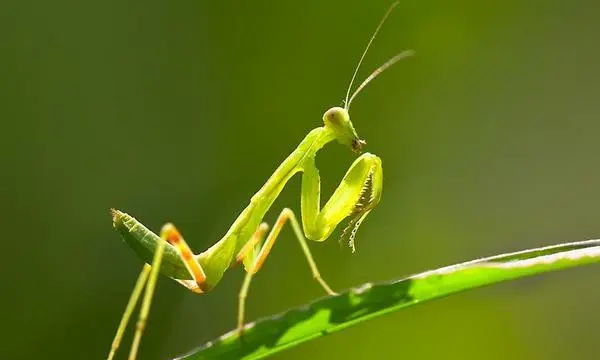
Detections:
[161, 223, 208, 292]
[236, 208, 337, 332]
[107, 222, 208, 360]
[128, 237, 166, 360]
[106, 230, 166, 360]
[106, 264, 151, 360]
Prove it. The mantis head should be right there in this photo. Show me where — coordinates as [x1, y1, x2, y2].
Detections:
[323, 107, 366, 154]
[323, 1, 413, 156]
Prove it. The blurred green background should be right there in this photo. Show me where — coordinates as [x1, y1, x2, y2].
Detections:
[2, 1, 600, 359]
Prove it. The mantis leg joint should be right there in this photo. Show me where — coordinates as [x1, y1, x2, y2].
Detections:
[135, 319, 146, 333]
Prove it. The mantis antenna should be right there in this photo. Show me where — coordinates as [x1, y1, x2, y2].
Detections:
[347, 49, 414, 109]
[343, 1, 414, 111]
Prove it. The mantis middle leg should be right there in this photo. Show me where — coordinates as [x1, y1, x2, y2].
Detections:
[235, 208, 337, 331]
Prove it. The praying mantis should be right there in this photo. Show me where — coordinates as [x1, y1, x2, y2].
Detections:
[107, 3, 413, 360]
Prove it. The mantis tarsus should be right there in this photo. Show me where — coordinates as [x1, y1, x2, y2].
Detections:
[107, 3, 413, 360]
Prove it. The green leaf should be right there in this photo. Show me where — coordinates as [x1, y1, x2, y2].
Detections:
[178, 239, 600, 360]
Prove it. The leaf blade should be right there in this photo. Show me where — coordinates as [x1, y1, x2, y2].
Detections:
[177, 239, 600, 360]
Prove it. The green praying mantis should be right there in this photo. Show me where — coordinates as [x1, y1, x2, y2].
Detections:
[107, 3, 413, 360]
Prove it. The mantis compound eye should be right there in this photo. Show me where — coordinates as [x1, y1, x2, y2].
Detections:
[324, 107, 343, 125]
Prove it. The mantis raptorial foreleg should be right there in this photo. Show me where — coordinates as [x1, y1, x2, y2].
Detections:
[301, 153, 382, 249]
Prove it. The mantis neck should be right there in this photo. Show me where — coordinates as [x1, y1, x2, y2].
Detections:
[250, 126, 335, 206]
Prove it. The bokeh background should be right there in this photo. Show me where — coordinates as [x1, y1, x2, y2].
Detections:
[3, 1, 600, 359]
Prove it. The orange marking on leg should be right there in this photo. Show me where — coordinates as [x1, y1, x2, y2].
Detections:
[252, 213, 289, 273]
[160, 223, 183, 244]
[168, 233, 181, 244]
[176, 245, 205, 285]
[180, 247, 193, 261]
[188, 265, 206, 286]
[276, 216, 287, 227]
[160, 222, 207, 288]
[236, 223, 269, 264]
